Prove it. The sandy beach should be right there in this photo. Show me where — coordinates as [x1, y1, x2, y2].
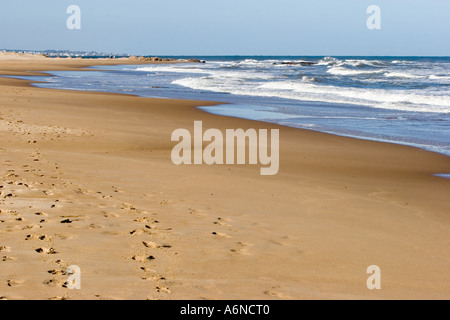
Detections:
[0, 54, 449, 300]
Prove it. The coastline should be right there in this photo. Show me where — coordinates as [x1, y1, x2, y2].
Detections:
[28, 57, 450, 158]
[0, 55, 449, 300]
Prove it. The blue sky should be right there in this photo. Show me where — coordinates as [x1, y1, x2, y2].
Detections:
[0, 0, 449, 56]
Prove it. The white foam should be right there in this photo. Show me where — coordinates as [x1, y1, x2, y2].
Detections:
[429, 75, 450, 81]
[301, 76, 318, 83]
[136, 66, 211, 74]
[391, 60, 415, 64]
[137, 64, 274, 81]
[174, 77, 450, 114]
[317, 57, 340, 66]
[327, 66, 385, 76]
[385, 72, 423, 79]
[341, 59, 386, 67]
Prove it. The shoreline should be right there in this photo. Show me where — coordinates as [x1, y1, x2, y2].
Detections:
[22, 59, 450, 160]
[15, 70, 450, 170]
[0, 55, 449, 300]
[200, 103, 450, 160]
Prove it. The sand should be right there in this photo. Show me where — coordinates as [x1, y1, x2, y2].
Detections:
[0, 54, 449, 300]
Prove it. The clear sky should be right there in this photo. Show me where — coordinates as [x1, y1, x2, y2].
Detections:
[0, 0, 449, 56]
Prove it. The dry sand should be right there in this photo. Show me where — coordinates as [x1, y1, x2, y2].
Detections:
[0, 54, 449, 300]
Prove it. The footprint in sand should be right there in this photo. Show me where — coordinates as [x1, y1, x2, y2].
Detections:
[140, 267, 156, 272]
[230, 242, 252, 255]
[53, 259, 68, 266]
[142, 241, 172, 249]
[25, 235, 38, 241]
[47, 269, 67, 276]
[35, 247, 57, 254]
[2, 192, 16, 199]
[134, 217, 152, 223]
[159, 200, 170, 206]
[132, 255, 156, 262]
[188, 208, 206, 217]
[22, 224, 40, 231]
[103, 212, 119, 218]
[142, 275, 167, 281]
[43, 190, 54, 196]
[263, 290, 292, 299]
[142, 241, 158, 249]
[25, 234, 53, 242]
[213, 217, 231, 227]
[112, 186, 124, 193]
[2, 256, 16, 262]
[44, 279, 65, 288]
[75, 188, 91, 195]
[121, 203, 137, 211]
[38, 235, 53, 242]
[156, 286, 171, 294]
[211, 232, 231, 238]
[34, 212, 48, 217]
[88, 223, 105, 230]
[7, 279, 24, 287]
[0, 246, 11, 252]
[129, 229, 146, 236]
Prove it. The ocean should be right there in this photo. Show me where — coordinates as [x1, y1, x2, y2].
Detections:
[23, 56, 450, 156]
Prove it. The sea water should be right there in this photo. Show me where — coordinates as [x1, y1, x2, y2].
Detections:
[20, 56, 450, 157]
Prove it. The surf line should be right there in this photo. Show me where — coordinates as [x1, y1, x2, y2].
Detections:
[171, 121, 280, 176]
